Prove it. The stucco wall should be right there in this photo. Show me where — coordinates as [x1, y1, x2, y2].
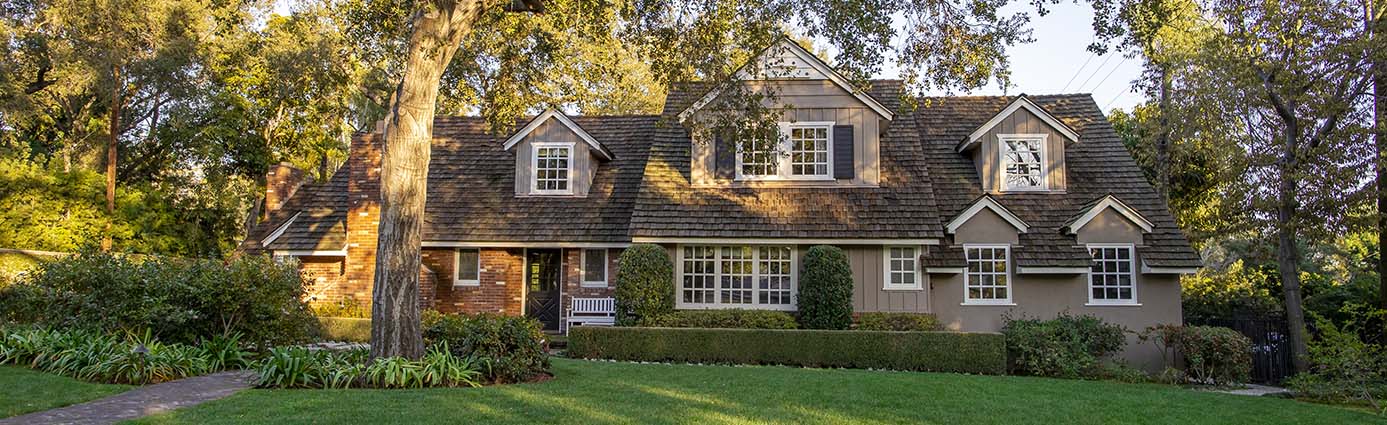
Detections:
[952, 208, 1020, 245]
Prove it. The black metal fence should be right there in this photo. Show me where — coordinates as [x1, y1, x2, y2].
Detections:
[1186, 316, 1294, 384]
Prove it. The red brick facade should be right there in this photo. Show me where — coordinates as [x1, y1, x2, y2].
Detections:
[420, 248, 525, 315]
[343, 135, 382, 306]
[264, 162, 310, 219]
[560, 248, 620, 329]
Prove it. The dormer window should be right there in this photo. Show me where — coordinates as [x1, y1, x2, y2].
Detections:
[999, 134, 1046, 191]
[532, 142, 573, 195]
[735, 122, 834, 181]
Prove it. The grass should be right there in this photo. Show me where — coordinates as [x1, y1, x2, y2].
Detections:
[128, 358, 1384, 425]
[0, 366, 130, 418]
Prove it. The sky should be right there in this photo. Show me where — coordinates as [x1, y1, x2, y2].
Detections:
[273, 1, 1145, 112]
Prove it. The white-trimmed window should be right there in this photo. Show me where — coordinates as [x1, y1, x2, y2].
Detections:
[1088, 244, 1137, 304]
[455, 248, 480, 286]
[678, 244, 796, 310]
[883, 246, 921, 290]
[999, 134, 1046, 191]
[531, 142, 573, 194]
[735, 122, 834, 181]
[964, 245, 1011, 304]
[581, 248, 607, 287]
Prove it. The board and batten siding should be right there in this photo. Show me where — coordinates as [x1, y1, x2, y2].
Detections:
[513, 118, 597, 197]
[974, 106, 1069, 192]
[690, 80, 884, 186]
[840, 245, 930, 313]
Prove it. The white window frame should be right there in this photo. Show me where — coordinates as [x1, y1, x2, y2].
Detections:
[454, 248, 481, 286]
[675, 244, 798, 311]
[580, 248, 608, 288]
[1086, 243, 1139, 306]
[734, 121, 835, 181]
[531, 141, 574, 195]
[997, 134, 1048, 192]
[883, 246, 923, 291]
[963, 244, 1014, 305]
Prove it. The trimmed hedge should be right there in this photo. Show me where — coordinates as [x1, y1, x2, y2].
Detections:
[857, 312, 942, 331]
[317, 317, 371, 342]
[568, 326, 1006, 375]
[614, 244, 674, 325]
[643, 309, 798, 329]
[797, 245, 854, 329]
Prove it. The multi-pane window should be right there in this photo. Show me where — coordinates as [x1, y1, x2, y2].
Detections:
[1001, 136, 1044, 190]
[965, 245, 1011, 303]
[532, 143, 571, 194]
[456, 249, 480, 286]
[788, 126, 830, 177]
[1089, 245, 1136, 304]
[884, 246, 920, 290]
[738, 137, 778, 177]
[582, 249, 607, 286]
[679, 245, 796, 310]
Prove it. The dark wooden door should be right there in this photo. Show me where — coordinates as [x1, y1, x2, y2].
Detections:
[526, 249, 561, 331]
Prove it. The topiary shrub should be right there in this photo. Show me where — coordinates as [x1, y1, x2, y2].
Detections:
[797, 245, 854, 330]
[1001, 312, 1128, 379]
[857, 312, 941, 331]
[422, 312, 550, 384]
[1143, 324, 1253, 386]
[613, 244, 673, 326]
[644, 309, 798, 329]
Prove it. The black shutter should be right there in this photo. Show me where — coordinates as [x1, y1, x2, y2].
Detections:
[714, 134, 735, 180]
[833, 125, 854, 179]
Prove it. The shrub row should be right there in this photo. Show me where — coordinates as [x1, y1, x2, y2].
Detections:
[1142, 324, 1252, 386]
[856, 312, 942, 331]
[1001, 313, 1128, 379]
[0, 251, 318, 348]
[567, 326, 1006, 375]
[254, 345, 481, 389]
[422, 311, 550, 383]
[317, 317, 371, 343]
[0, 327, 250, 384]
[644, 309, 798, 329]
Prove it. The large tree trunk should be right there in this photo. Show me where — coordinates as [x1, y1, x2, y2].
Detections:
[370, 0, 485, 360]
[1155, 64, 1173, 202]
[1276, 124, 1310, 373]
[102, 66, 122, 252]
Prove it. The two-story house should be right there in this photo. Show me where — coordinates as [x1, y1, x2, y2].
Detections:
[243, 39, 1201, 370]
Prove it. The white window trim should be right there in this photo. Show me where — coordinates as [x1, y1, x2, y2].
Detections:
[963, 244, 1014, 305]
[1086, 243, 1139, 306]
[531, 141, 575, 195]
[454, 248, 481, 286]
[997, 134, 1049, 192]
[882, 245, 923, 291]
[734, 121, 835, 181]
[674, 244, 798, 311]
[580, 248, 608, 288]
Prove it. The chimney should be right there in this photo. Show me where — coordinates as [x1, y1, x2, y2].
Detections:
[264, 162, 312, 219]
[343, 134, 384, 302]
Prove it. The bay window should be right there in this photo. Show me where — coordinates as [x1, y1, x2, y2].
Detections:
[678, 244, 796, 310]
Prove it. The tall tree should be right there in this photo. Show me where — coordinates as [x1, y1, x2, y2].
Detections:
[1369, 0, 1387, 313]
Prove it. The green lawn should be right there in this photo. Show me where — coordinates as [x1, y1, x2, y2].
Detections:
[0, 366, 130, 418]
[125, 359, 1382, 425]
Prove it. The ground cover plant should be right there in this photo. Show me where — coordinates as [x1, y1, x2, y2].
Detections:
[254, 344, 480, 389]
[0, 327, 249, 385]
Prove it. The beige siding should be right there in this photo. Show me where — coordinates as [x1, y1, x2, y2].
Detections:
[838, 245, 930, 313]
[974, 107, 1069, 192]
[951, 209, 1021, 245]
[1076, 208, 1145, 245]
[512, 118, 596, 196]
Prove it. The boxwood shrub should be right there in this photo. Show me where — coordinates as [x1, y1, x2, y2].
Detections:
[643, 309, 798, 329]
[797, 245, 854, 330]
[613, 244, 674, 325]
[857, 312, 942, 331]
[567, 327, 1005, 374]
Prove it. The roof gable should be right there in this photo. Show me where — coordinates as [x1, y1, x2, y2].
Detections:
[676, 38, 895, 122]
[503, 109, 614, 160]
[957, 95, 1080, 152]
[945, 195, 1030, 234]
[1063, 195, 1154, 234]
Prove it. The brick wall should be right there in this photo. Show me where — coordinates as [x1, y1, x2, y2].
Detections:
[264, 162, 310, 219]
[344, 135, 382, 304]
[561, 248, 621, 329]
[421, 248, 525, 315]
[300, 256, 351, 304]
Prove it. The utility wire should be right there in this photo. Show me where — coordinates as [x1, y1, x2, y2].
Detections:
[1059, 51, 1098, 93]
[1103, 90, 1128, 111]
[1074, 53, 1115, 93]
[1083, 56, 1129, 94]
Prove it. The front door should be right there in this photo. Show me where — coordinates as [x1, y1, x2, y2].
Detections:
[525, 249, 562, 331]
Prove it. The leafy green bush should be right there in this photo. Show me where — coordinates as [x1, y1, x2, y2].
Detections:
[1141, 324, 1251, 386]
[644, 309, 797, 329]
[613, 244, 674, 325]
[797, 245, 853, 330]
[857, 312, 941, 331]
[1000, 313, 1128, 379]
[568, 327, 1006, 374]
[0, 327, 251, 385]
[254, 344, 481, 389]
[422, 312, 549, 383]
[317, 317, 372, 342]
[0, 251, 319, 348]
[1286, 308, 1386, 413]
[311, 296, 371, 318]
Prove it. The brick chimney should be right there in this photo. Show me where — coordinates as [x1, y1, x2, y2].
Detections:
[344, 134, 383, 303]
[264, 162, 311, 219]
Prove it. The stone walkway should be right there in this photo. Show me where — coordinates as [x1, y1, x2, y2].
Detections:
[0, 371, 257, 425]
[1209, 384, 1292, 397]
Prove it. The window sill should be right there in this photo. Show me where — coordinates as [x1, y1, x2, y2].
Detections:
[580, 282, 608, 288]
[960, 302, 1017, 306]
[1084, 303, 1142, 307]
[453, 282, 480, 288]
[882, 286, 923, 291]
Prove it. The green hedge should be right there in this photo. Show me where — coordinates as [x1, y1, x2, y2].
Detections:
[568, 327, 1006, 375]
[317, 317, 371, 342]
[643, 309, 798, 329]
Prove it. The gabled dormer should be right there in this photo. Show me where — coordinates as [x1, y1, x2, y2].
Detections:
[504, 109, 613, 197]
[958, 95, 1079, 193]
[680, 38, 894, 187]
[1062, 194, 1154, 245]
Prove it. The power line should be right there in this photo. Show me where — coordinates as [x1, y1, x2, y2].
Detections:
[1059, 51, 1097, 93]
[1103, 90, 1128, 111]
[1073, 53, 1115, 93]
[1082, 56, 1130, 94]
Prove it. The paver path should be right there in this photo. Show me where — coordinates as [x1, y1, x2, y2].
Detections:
[1, 371, 256, 425]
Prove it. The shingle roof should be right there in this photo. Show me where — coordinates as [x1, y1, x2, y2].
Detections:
[247, 169, 348, 252]
[914, 94, 1201, 268]
[629, 80, 946, 240]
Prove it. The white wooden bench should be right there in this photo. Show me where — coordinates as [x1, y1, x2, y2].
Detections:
[565, 297, 616, 334]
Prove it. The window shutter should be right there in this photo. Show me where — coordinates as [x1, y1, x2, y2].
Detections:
[833, 125, 854, 179]
[714, 134, 735, 180]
